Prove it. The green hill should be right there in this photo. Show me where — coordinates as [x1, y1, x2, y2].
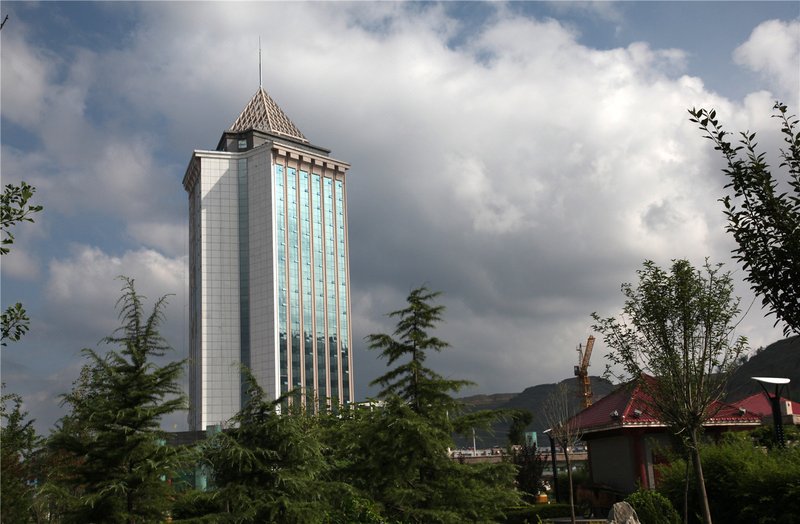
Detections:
[456, 376, 615, 448]
[727, 336, 800, 402]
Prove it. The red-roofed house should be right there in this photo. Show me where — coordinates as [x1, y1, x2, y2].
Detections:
[572, 376, 760, 499]
[736, 393, 800, 426]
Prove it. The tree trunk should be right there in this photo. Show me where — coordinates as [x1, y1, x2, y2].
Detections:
[565, 447, 576, 524]
[683, 451, 690, 524]
[689, 429, 713, 524]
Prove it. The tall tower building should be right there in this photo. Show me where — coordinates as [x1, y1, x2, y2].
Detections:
[183, 87, 353, 430]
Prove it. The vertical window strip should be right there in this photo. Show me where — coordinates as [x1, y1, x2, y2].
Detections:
[324, 177, 339, 404]
[275, 165, 288, 395]
[300, 170, 314, 408]
[287, 167, 301, 394]
[312, 173, 327, 410]
[336, 180, 350, 404]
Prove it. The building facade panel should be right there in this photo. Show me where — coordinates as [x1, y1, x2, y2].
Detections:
[247, 147, 276, 401]
[199, 155, 242, 429]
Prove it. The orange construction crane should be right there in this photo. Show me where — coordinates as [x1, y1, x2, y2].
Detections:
[573, 335, 595, 409]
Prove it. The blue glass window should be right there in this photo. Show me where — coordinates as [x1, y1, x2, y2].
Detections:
[324, 177, 338, 404]
[275, 165, 288, 394]
[312, 174, 327, 409]
[336, 180, 350, 404]
[287, 168, 301, 394]
[300, 171, 314, 407]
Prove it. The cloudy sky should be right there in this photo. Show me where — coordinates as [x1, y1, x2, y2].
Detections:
[2, 1, 798, 433]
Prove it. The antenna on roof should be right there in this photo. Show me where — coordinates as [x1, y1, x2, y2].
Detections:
[258, 36, 263, 88]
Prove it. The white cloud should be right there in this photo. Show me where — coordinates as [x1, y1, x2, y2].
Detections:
[0, 23, 52, 128]
[128, 221, 187, 258]
[1, 4, 792, 423]
[734, 19, 800, 105]
[45, 245, 187, 342]
[2, 246, 41, 281]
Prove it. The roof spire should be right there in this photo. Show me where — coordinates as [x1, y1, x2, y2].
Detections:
[228, 38, 307, 142]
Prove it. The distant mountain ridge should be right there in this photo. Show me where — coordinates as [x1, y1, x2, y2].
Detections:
[455, 337, 800, 448]
[456, 376, 615, 448]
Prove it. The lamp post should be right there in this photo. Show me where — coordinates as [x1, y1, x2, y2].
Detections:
[543, 428, 560, 503]
[752, 376, 790, 448]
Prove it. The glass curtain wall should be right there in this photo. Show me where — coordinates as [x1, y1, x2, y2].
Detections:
[275, 166, 288, 395]
[275, 163, 346, 409]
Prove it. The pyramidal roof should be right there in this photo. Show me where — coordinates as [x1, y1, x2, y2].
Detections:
[229, 87, 308, 143]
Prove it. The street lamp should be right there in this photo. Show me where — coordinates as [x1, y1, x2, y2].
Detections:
[752, 376, 790, 448]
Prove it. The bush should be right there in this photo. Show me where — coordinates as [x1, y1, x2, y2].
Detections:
[555, 465, 589, 502]
[657, 431, 800, 524]
[625, 489, 679, 524]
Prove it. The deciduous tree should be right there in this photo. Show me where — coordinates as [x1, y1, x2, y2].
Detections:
[689, 103, 800, 336]
[542, 383, 583, 524]
[592, 259, 747, 524]
[1, 181, 43, 346]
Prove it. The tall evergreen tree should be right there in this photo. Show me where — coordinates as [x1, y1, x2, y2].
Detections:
[507, 441, 545, 504]
[47, 278, 186, 524]
[368, 287, 472, 420]
[1, 390, 40, 523]
[192, 376, 378, 524]
[355, 286, 520, 523]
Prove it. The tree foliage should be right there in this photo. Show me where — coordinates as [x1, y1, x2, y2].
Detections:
[1, 181, 43, 346]
[358, 286, 521, 522]
[657, 432, 800, 524]
[193, 376, 374, 523]
[1, 390, 41, 523]
[689, 102, 800, 336]
[508, 441, 545, 503]
[625, 489, 680, 524]
[592, 259, 747, 524]
[46, 277, 186, 524]
[1, 181, 42, 256]
[507, 409, 533, 447]
[368, 287, 473, 419]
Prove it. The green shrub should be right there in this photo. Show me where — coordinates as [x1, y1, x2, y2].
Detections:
[657, 431, 800, 524]
[625, 489, 679, 524]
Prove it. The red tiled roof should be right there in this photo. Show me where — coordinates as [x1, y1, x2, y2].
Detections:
[571, 375, 761, 435]
[736, 393, 800, 417]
